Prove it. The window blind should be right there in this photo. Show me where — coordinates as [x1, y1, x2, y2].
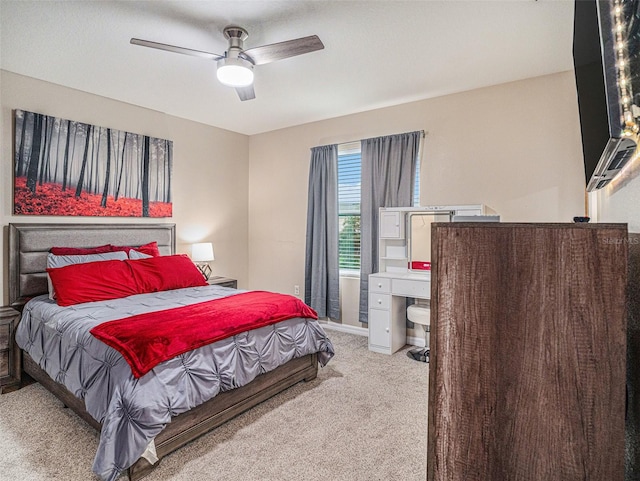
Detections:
[338, 148, 361, 271]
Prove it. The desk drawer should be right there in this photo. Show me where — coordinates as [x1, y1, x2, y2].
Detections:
[393, 278, 430, 298]
[369, 276, 391, 293]
[369, 293, 391, 310]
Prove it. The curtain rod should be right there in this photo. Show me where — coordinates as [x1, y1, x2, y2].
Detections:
[337, 130, 426, 147]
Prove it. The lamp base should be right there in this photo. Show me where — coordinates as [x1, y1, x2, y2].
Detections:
[196, 263, 212, 281]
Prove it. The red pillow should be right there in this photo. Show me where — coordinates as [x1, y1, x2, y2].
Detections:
[111, 241, 160, 257]
[47, 260, 138, 306]
[50, 244, 113, 256]
[128, 255, 207, 293]
[47, 254, 207, 306]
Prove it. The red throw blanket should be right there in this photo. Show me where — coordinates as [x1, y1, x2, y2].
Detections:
[90, 291, 318, 378]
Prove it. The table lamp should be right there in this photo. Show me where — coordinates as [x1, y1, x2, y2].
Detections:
[191, 242, 214, 280]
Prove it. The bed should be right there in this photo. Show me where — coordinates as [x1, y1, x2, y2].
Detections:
[7, 222, 334, 481]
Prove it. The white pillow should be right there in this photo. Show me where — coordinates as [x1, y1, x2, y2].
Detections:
[128, 249, 152, 260]
[46, 251, 128, 300]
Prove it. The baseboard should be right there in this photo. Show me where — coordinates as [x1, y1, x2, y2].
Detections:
[320, 320, 426, 348]
[406, 335, 426, 348]
[320, 319, 368, 337]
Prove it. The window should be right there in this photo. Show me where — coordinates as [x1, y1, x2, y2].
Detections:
[337, 142, 421, 273]
[338, 143, 361, 272]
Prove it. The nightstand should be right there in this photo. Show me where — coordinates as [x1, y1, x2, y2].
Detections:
[0, 307, 21, 394]
[207, 276, 238, 289]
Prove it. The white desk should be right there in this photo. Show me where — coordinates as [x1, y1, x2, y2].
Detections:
[368, 271, 430, 354]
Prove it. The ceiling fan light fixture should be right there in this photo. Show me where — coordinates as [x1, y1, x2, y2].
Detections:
[133, 26, 324, 101]
[216, 57, 254, 87]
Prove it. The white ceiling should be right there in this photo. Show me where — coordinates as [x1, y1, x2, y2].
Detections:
[0, 0, 575, 136]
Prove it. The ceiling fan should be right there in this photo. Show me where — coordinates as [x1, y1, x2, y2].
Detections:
[131, 26, 324, 101]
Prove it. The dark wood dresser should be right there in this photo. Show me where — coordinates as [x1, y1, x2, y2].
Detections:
[428, 223, 627, 481]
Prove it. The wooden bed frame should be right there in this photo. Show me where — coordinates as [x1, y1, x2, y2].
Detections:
[7, 223, 318, 480]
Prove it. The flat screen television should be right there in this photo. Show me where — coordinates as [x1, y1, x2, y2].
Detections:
[573, 0, 639, 191]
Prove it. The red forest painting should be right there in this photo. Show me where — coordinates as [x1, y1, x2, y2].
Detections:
[14, 110, 172, 217]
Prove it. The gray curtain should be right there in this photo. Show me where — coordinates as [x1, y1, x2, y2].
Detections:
[305, 144, 340, 319]
[359, 131, 421, 323]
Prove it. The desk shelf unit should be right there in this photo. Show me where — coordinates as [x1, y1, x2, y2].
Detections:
[369, 204, 494, 354]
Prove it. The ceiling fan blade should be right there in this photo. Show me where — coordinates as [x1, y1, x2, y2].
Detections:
[243, 35, 324, 65]
[130, 38, 223, 61]
[236, 85, 256, 101]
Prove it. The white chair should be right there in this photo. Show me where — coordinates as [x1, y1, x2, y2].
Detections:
[407, 301, 430, 362]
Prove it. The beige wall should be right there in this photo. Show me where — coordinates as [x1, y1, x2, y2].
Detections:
[1, 70, 586, 338]
[0, 70, 250, 305]
[248, 71, 586, 333]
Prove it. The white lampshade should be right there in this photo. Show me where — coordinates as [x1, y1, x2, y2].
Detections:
[216, 57, 254, 87]
[192, 242, 215, 262]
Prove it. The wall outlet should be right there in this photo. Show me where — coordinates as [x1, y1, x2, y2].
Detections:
[294, 285, 300, 296]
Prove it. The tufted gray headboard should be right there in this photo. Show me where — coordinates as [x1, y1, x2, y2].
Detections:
[8, 223, 176, 308]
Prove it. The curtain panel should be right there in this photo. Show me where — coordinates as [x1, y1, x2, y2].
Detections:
[304, 144, 340, 319]
[359, 131, 421, 323]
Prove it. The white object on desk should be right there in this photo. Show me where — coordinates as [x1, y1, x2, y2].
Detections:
[368, 271, 430, 355]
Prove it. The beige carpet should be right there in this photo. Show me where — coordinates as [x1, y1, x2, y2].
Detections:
[0, 331, 428, 480]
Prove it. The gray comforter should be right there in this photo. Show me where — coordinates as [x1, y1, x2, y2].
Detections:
[15, 285, 334, 481]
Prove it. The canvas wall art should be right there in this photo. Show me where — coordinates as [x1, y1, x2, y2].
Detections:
[13, 109, 172, 217]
